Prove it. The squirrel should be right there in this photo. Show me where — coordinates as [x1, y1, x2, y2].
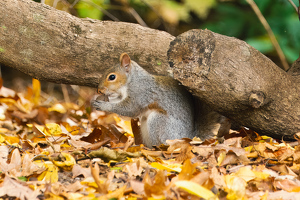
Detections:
[92, 53, 227, 147]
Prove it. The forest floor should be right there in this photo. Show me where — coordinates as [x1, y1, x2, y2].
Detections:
[0, 77, 300, 200]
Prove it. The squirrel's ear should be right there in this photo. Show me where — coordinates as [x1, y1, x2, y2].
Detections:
[120, 53, 131, 72]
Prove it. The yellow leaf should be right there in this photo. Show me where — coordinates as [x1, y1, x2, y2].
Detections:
[52, 152, 76, 171]
[61, 143, 71, 148]
[184, 0, 216, 19]
[261, 135, 272, 140]
[127, 197, 138, 200]
[244, 146, 253, 152]
[48, 103, 67, 113]
[174, 180, 217, 200]
[81, 177, 101, 188]
[0, 134, 5, 143]
[45, 123, 62, 136]
[217, 151, 226, 166]
[64, 192, 85, 200]
[32, 78, 40, 105]
[147, 198, 165, 200]
[253, 171, 270, 180]
[0, 128, 9, 133]
[44, 193, 65, 200]
[0, 98, 16, 105]
[1, 134, 20, 145]
[151, 162, 182, 173]
[260, 190, 268, 200]
[16, 95, 33, 113]
[225, 175, 247, 200]
[37, 161, 58, 183]
[234, 167, 256, 182]
[114, 116, 133, 136]
[34, 124, 49, 136]
[0, 106, 6, 120]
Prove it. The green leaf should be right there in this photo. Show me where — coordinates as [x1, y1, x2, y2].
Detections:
[18, 176, 27, 181]
[184, 0, 216, 19]
[76, 0, 106, 20]
[246, 37, 273, 53]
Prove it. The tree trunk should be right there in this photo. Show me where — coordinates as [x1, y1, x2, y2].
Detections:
[168, 29, 300, 139]
[0, 0, 174, 87]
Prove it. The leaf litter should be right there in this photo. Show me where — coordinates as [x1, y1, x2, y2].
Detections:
[0, 78, 300, 199]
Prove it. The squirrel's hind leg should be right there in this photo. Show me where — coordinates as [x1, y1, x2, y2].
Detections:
[139, 111, 169, 147]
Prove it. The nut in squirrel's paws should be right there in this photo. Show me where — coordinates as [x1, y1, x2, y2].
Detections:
[96, 94, 109, 102]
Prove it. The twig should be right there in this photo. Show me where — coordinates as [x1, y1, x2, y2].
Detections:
[61, 84, 70, 103]
[80, 0, 120, 21]
[128, 7, 148, 27]
[53, 0, 59, 9]
[287, 0, 299, 12]
[140, 0, 168, 30]
[70, 0, 80, 8]
[108, 2, 148, 27]
[246, 0, 290, 71]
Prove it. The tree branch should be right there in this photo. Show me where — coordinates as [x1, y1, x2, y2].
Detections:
[168, 29, 300, 139]
[0, 0, 174, 87]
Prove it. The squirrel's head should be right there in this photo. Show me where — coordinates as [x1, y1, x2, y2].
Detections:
[97, 53, 132, 102]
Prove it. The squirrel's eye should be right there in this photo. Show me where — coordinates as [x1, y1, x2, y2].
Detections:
[108, 74, 116, 81]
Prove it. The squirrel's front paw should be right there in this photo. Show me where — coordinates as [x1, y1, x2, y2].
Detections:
[92, 94, 112, 111]
[91, 100, 102, 110]
[92, 94, 109, 110]
[96, 94, 109, 102]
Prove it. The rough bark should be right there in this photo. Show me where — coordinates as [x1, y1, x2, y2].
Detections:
[0, 0, 174, 87]
[168, 29, 300, 139]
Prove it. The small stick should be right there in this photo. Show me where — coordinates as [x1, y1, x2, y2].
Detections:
[128, 7, 148, 27]
[246, 0, 290, 71]
[287, 0, 298, 12]
[61, 84, 70, 103]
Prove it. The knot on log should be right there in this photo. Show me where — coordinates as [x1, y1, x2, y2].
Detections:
[249, 92, 265, 108]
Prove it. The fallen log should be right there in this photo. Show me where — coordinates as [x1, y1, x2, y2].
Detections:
[168, 29, 300, 140]
[0, 0, 174, 87]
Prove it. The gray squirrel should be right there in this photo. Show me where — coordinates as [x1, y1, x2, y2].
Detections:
[92, 53, 227, 147]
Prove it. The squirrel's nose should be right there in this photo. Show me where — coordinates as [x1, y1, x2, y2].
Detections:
[97, 88, 103, 94]
[97, 87, 106, 94]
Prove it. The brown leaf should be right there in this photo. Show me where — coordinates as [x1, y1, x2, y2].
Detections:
[81, 127, 104, 143]
[0, 86, 16, 98]
[167, 139, 194, 161]
[123, 157, 148, 177]
[130, 180, 145, 195]
[72, 164, 92, 178]
[99, 185, 127, 200]
[177, 159, 197, 180]
[276, 147, 294, 161]
[274, 178, 300, 192]
[65, 181, 85, 193]
[192, 146, 214, 158]
[90, 161, 112, 194]
[210, 167, 226, 189]
[87, 147, 141, 162]
[144, 170, 167, 198]
[0, 175, 39, 200]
